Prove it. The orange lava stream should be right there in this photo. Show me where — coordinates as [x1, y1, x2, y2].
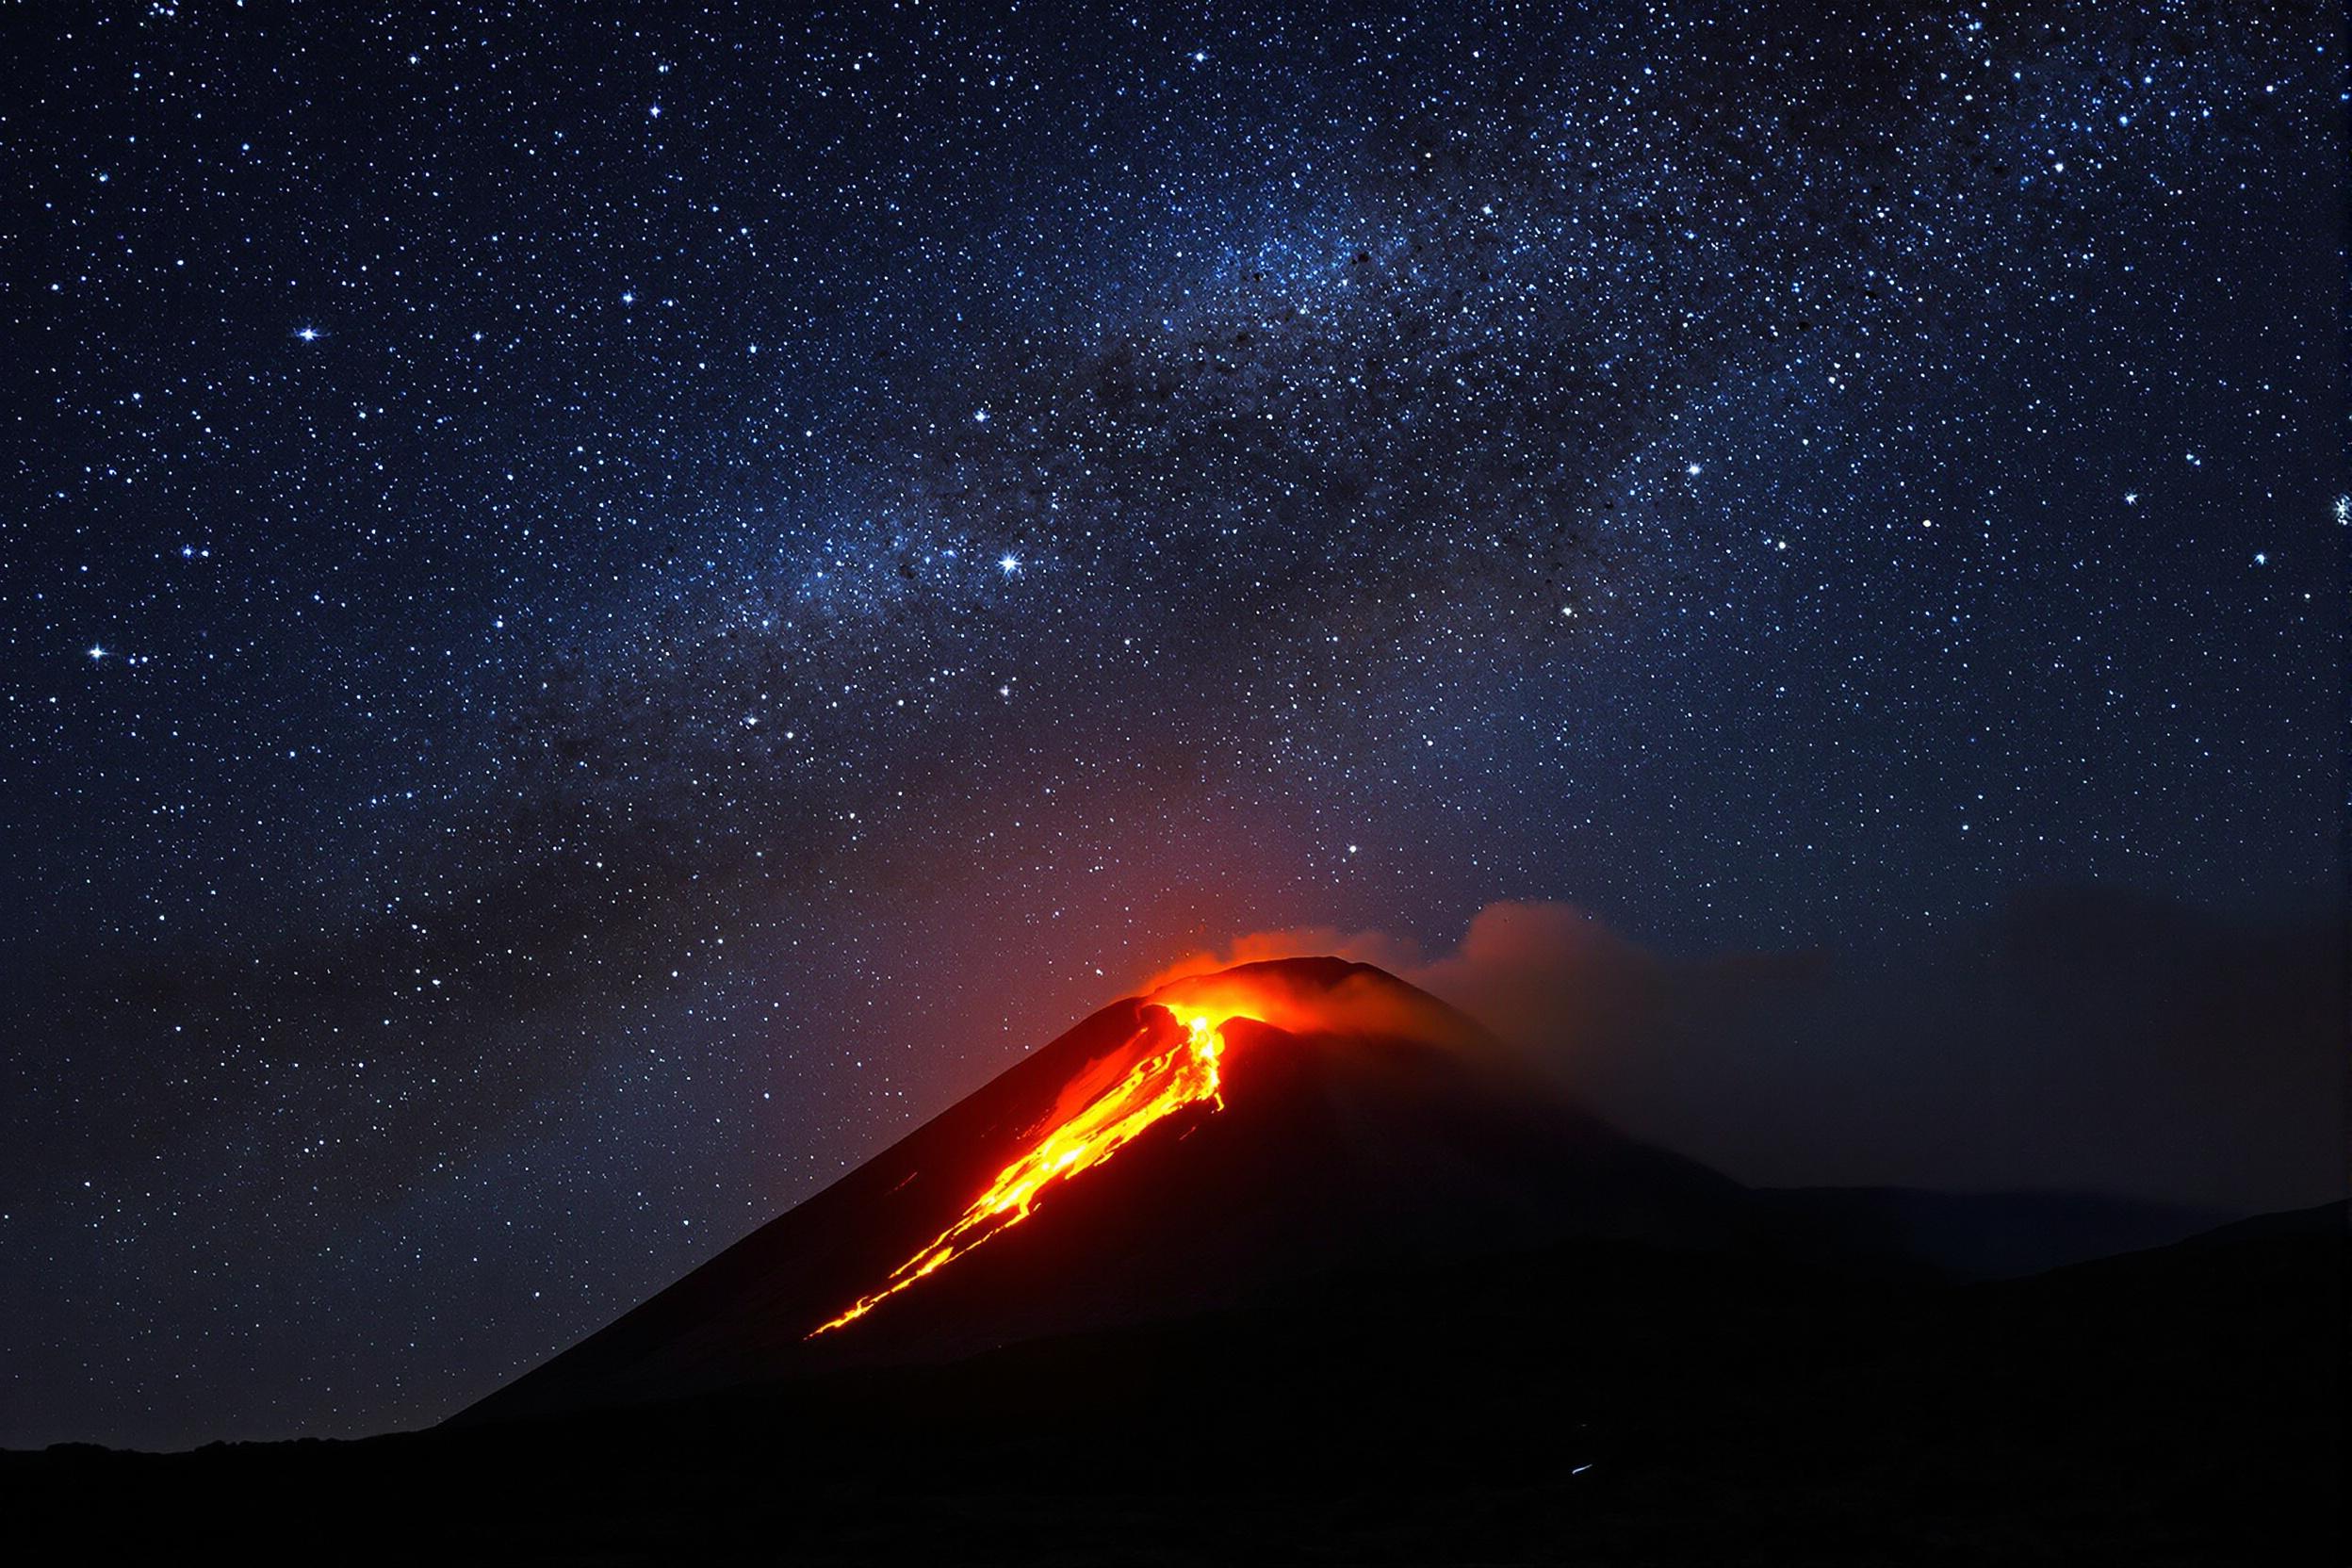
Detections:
[808, 1005, 1239, 1337]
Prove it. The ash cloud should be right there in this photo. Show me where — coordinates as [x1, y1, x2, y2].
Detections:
[1152, 890, 2344, 1216]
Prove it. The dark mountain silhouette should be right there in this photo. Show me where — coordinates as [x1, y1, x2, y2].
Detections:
[460, 958, 2300, 1431]
[1747, 1184, 2225, 1279]
[461, 956, 1772, 1426]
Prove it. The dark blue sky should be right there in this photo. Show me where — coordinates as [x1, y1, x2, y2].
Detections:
[1, 0, 2339, 1449]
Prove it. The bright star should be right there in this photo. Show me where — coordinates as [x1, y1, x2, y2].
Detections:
[294, 325, 319, 342]
[998, 554, 1021, 575]
[87, 645, 106, 661]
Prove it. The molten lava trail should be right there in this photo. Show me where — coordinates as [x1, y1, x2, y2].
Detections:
[809, 1007, 1233, 1337]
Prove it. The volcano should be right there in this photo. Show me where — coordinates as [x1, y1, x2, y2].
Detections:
[461, 956, 1760, 1427]
[16, 958, 2341, 1563]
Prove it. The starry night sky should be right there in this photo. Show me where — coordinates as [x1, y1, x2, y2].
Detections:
[2, 1, 2340, 1450]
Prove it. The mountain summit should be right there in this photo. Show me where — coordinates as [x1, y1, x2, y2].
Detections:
[459, 956, 1750, 1426]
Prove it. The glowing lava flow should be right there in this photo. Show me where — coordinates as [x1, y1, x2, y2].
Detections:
[808, 1006, 1240, 1337]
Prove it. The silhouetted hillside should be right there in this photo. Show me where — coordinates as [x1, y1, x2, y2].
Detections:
[5, 1204, 2339, 1563]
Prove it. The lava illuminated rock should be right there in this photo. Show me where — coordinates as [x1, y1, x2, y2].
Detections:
[457, 956, 1749, 1426]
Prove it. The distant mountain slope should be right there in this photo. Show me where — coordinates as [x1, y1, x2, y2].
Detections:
[1750, 1184, 2226, 1279]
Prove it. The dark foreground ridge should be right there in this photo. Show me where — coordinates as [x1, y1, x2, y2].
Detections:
[6, 1205, 2342, 1564]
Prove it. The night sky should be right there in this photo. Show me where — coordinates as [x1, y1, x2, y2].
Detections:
[2, 1, 2340, 1451]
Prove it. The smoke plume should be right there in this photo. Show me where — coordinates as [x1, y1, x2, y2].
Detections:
[1138, 890, 2343, 1216]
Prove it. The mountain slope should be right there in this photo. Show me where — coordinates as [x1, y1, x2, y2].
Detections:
[1748, 1184, 2226, 1279]
[460, 956, 1756, 1426]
